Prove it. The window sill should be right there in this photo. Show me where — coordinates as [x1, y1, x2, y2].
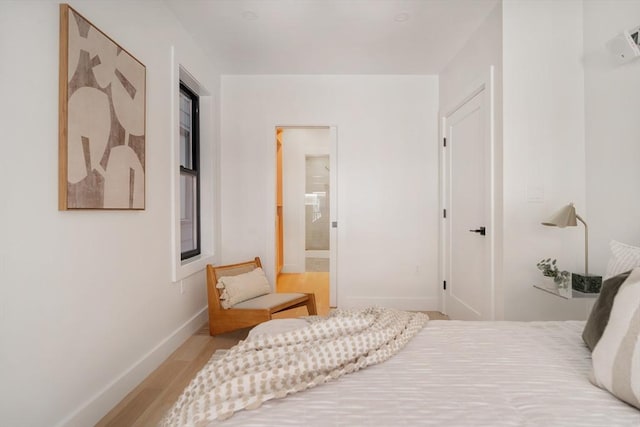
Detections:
[174, 253, 214, 282]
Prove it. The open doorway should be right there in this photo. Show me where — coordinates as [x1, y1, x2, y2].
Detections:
[275, 126, 337, 315]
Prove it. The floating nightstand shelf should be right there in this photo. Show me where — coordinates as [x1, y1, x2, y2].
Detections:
[533, 282, 599, 300]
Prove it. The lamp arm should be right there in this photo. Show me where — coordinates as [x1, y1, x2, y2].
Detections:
[576, 214, 588, 275]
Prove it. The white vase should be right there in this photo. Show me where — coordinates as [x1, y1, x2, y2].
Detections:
[557, 274, 571, 290]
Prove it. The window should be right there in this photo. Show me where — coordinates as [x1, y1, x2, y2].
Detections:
[171, 63, 215, 282]
[179, 83, 200, 260]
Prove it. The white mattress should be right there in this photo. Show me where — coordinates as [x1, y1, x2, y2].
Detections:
[215, 320, 640, 426]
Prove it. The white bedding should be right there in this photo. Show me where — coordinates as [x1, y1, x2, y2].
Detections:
[216, 320, 640, 426]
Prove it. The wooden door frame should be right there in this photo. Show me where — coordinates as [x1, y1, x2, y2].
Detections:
[438, 66, 496, 320]
[275, 129, 284, 276]
[273, 125, 338, 307]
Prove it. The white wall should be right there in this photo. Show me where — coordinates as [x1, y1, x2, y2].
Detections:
[502, 0, 589, 320]
[584, 0, 640, 274]
[281, 128, 330, 273]
[439, 4, 504, 319]
[221, 75, 440, 310]
[442, 0, 635, 320]
[0, 1, 220, 426]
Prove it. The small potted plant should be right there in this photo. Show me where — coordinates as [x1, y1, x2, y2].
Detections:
[537, 258, 571, 290]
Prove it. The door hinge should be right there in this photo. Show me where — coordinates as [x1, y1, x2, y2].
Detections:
[443, 137, 447, 147]
[443, 209, 447, 218]
[443, 280, 447, 290]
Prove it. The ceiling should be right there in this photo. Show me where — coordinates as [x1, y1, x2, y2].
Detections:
[164, 0, 498, 74]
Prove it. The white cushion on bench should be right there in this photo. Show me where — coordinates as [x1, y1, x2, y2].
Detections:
[217, 267, 271, 309]
[232, 292, 306, 310]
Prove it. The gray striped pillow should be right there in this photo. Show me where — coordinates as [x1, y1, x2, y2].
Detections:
[604, 240, 640, 280]
[591, 267, 640, 409]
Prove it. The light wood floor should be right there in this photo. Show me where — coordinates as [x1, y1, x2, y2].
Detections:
[97, 274, 447, 425]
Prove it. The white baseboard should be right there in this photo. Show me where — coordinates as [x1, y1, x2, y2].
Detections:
[341, 297, 440, 312]
[56, 307, 209, 427]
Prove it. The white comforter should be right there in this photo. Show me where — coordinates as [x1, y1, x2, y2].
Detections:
[216, 320, 640, 426]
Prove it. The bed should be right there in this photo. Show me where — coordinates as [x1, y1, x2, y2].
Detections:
[162, 317, 639, 426]
[207, 319, 639, 426]
[163, 252, 640, 426]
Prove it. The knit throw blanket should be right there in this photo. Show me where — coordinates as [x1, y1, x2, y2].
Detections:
[161, 307, 428, 426]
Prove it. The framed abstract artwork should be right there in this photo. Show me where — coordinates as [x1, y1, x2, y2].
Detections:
[59, 4, 146, 210]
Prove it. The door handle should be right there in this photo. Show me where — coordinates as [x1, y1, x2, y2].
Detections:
[469, 226, 486, 236]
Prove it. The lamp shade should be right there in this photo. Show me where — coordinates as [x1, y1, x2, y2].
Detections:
[542, 203, 577, 228]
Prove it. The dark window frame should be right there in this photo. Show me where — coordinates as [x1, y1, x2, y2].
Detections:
[179, 82, 201, 260]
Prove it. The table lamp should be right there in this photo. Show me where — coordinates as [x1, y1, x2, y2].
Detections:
[542, 203, 602, 293]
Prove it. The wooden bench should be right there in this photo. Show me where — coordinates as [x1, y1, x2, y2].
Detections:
[206, 257, 317, 335]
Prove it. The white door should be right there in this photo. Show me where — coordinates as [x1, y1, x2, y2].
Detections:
[443, 85, 493, 321]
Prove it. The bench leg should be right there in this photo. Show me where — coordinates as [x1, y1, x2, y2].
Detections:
[305, 293, 318, 315]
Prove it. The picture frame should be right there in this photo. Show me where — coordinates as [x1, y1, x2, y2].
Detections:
[59, 4, 146, 210]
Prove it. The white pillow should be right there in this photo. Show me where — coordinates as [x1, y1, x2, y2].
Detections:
[604, 240, 640, 279]
[591, 267, 640, 409]
[246, 318, 310, 341]
[216, 267, 271, 309]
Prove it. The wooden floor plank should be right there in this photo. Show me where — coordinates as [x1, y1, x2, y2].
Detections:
[170, 334, 212, 362]
[141, 359, 190, 391]
[132, 341, 218, 427]
[100, 387, 162, 427]
[422, 311, 449, 320]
